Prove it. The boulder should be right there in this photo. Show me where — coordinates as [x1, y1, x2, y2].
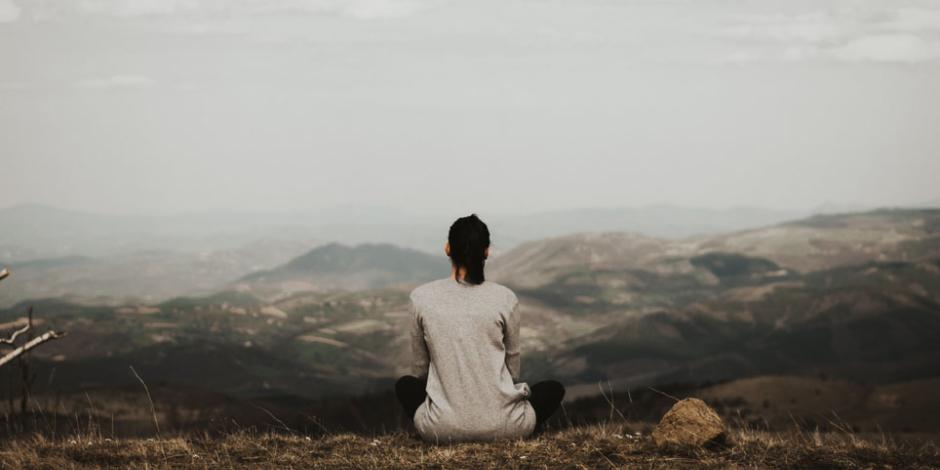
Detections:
[652, 398, 726, 447]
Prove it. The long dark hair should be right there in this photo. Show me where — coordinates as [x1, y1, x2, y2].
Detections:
[448, 213, 490, 285]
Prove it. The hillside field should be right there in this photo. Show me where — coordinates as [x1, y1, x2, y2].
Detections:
[1, 424, 937, 469]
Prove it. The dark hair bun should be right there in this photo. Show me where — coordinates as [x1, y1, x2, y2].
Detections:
[448, 214, 491, 285]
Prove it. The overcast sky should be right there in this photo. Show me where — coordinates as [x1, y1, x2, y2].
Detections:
[1, 0, 939, 216]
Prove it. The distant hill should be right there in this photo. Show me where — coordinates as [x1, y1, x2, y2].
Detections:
[554, 258, 940, 388]
[487, 232, 677, 289]
[482, 204, 806, 249]
[698, 208, 940, 272]
[489, 208, 940, 288]
[0, 239, 318, 308]
[3, 207, 940, 433]
[488, 209, 940, 389]
[0, 203, 811, 303]
[0, 203, 806, 262]
[233, 242, 448, 298]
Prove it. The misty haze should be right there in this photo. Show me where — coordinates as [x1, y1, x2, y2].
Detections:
[2, 0, 940, 468]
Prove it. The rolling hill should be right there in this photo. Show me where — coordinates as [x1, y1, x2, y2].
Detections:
[1, 208, 939, 434]
[488, 209, 940, 391]
[0, 239, 320, 308]
[0, 203, 805, 262]
[232, 242, 448, 299]
[697, 209, 940, 272]
[554, 258, 940, 390]
[488, 208, 940, 289]
[3, 204, 896, 306]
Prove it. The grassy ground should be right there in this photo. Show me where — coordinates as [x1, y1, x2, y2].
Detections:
[1, 424, 937, 469]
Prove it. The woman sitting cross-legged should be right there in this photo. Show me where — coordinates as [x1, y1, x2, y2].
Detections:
[395, 213, 565, 443]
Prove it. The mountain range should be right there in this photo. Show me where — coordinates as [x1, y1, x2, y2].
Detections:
[0, 202, 819, 307]
[233, 242, 447, 299]
[1, 207, 939, 433]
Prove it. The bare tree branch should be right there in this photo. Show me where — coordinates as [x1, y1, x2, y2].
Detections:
[1, 306, 34, 347]
[0, 322, 30, 347]
[0, 330, 67, 369]
[0, 271, 70, 370]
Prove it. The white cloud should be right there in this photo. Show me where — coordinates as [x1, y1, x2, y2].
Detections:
[340, 0, 421, 19]
[110, 0, 199, 18]
[708, 2, 940, 64]
[74, 75, 156, 89]
[715, 12, 848, 44]
[0, 0, 20, 23]
[21, 0, 429, 21]
[832, 34, 940, 63]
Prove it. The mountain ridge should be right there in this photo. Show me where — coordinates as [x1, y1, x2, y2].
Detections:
[233, 242, 447, 298]
[1, 207, 939, 431]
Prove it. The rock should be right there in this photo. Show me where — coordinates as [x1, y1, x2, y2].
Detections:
[652, 398, 726, 447]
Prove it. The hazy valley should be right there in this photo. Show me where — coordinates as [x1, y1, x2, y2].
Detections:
[0, 203, 811, 308]
[1, 206, 939, 437]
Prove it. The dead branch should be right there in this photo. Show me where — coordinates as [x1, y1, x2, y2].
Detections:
[0, 322, 30, 347]
[1, 306, 34, 347]
[0, 330, 67, 368]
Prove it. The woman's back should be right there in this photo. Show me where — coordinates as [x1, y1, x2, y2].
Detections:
[409, 277, 536, 442]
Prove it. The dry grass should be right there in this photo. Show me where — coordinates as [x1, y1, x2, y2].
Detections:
[1, 424, 938, 469]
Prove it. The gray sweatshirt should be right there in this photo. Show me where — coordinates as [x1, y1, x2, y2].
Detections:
[409, 277, 536, 443]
